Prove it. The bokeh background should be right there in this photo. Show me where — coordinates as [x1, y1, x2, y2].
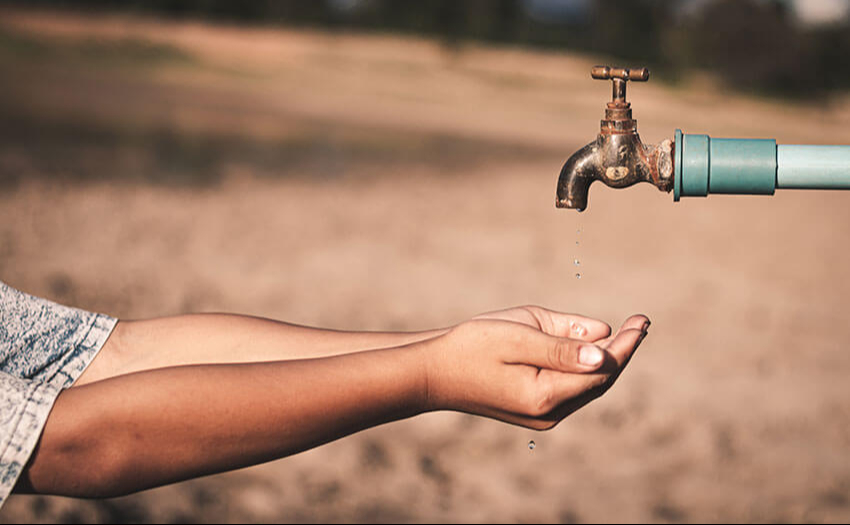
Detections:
[1, 0, 850, 522]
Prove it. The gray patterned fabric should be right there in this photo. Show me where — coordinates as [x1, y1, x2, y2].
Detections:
[0, 280, 117, 506]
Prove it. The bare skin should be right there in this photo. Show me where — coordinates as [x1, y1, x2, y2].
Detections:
[15, 306, 649, 498]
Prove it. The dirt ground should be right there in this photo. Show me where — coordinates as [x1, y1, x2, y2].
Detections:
[1, 8, 850, 523]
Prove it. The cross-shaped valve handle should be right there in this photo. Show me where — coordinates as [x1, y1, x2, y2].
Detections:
[591, 66, 650, 106]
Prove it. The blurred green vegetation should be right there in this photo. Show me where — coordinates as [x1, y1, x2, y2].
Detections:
[0, 8, 557, 188]
[5, 0, 850, 99]
[0, 26, 194, 67]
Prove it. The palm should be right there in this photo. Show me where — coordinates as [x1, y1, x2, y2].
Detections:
[473, 306, 608, 341]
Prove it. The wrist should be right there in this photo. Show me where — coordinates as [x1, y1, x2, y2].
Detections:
[414, 326, 463, 414]
[409, 334, 447, 414]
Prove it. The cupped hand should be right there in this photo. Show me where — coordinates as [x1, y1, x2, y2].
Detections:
[423, 306, 649, 430]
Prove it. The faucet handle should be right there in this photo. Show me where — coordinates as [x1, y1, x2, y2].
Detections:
[591, 66, 650, 81]
[591, 66, 649, 106]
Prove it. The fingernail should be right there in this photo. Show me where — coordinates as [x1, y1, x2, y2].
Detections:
[579, 345, 604, 366]
[642, 319, 651, 332]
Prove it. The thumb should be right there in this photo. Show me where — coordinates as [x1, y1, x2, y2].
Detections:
[505, 330, 607, 373]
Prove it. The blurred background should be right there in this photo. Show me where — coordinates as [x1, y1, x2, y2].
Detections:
[0, 0, 849, 522]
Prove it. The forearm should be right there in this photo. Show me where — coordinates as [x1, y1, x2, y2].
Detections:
[22, 306, 647, 498]
[22, 344, 429, 498]
[78, 313, 449, 385]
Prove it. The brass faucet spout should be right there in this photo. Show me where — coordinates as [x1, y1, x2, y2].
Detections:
[556, 66, 673, 211]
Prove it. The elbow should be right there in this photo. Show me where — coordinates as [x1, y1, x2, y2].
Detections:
[69, 440, 141, 499]
[22, 391, 142, 499]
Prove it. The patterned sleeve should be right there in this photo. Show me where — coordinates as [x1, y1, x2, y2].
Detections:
[0, 281, 117, 505]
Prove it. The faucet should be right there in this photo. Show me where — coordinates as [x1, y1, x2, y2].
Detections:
[556, 66, 673, 211]
[556, 65, 850, 211]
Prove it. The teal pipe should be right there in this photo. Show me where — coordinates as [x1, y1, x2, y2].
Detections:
[673, 129, 850, 201]
[777, 145, 850, 189]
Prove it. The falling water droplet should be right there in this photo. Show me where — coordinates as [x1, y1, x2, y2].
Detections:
[575, 273, 582, 279]
[570, 322, 587, 337]
[528, 440, 536, 450]
[574, 259, 580, 266]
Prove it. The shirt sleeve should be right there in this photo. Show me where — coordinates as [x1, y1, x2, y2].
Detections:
[0, 281, 117, 505]
[0, 371, 62, 501]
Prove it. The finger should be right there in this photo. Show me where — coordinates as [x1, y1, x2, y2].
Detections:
[598, 314, 649, 349]
[621, 314, 650, 333]
[453, 404, 559, 432]
[526, 307, 612, 341]
[544, 345, 642, 422]
[531, 367, 609, 413]
[553, 328, 645, 401]
[534, 323, 650, 412]
[601, 325, 647, 368]
[601, 324, 649, 387]
[476, 323, 649, 427]
[534, 330, 648, 420]
[599, 314, 649, 340]
[505, 329, 608, 374]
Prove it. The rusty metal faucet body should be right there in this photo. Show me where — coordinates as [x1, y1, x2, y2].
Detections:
[557, 66, 850, 210]
[556, 66, 673, 210]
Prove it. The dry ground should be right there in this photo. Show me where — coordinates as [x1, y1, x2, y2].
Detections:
[0, 7, 850, 523]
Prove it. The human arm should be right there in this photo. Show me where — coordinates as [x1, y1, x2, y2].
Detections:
[75, 313, 449, 386]
[16, 308, 649, 498]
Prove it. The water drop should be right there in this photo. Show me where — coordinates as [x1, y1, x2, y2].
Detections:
[575, 273, 582, 279]
[570, 322, 587, 337]
[573, 259, 580, 266]
[528, 440, 536, 450]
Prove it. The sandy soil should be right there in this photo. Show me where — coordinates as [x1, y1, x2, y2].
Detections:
[0, 8, 849, 523]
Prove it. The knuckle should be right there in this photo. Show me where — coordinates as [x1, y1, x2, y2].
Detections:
[548, 338, 571, 370]
[546, 343, 561, 370]
[522, 304, 542, 315]
[524, 305, 546, 322]
[451, 319, 497, 344]
[520, 305, 552, 333]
